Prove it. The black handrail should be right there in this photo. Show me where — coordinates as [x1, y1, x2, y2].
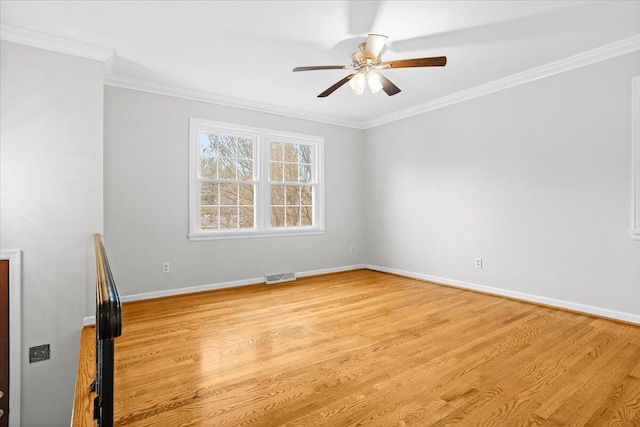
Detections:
[90, 233, 122, 427]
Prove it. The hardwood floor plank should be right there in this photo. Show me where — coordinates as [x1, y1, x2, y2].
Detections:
[583, 373, 640, 425]
[542, 342, 640, 426]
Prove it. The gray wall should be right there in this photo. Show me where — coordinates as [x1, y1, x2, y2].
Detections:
[364, 51, 640, 316]
[0, 41, 104, 426]
[104, 87, 364, 296]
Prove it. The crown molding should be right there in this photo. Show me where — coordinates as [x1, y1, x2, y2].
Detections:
[364, 34, 640, 129]
[0, 23, 115, 71]
[2, 23, 638, 130]
[0, 24, 360, 128]
[104, 73, 365, 129]
[107, 34, 640, 130]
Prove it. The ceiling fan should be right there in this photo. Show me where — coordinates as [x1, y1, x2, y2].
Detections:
[293, 34, 447, 98]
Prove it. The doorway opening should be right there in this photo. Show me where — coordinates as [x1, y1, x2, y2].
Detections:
[0, 251, 21, 427]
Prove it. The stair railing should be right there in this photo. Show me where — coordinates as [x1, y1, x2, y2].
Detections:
[90, 233, 122, 427]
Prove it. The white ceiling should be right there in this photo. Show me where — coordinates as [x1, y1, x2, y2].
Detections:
[1, 1, 639, 128]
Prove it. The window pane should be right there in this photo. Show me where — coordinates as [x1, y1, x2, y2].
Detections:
[286, 207, 301, 227]
[239, 184, 254, 206]
[300, 186, 312, 206]
[201, 182, 218, 206]
[284, 163, 297, 182]
[271, 207, 285, 227]
[239, 207, 254, 228]
[237, 137, 253, 159]
[200, 157, 217, 179]
[218, 157, 236, 179]
[218, 135, 237, 157]
[298, 164, 311, 183]
[238, 159, 253, 180]
[298, 144, 312, 164]
[219, 183, 238, 205]
[284, 143, 299, 162]
[270, 162, 283, 182]
[220, 207, 238, 229]
[301, 206, 313, 226]
[270, 141, 283, 161]
[200, 133, 218, 179]
[200, 207, 218, 230]
[285, 186, 300, 206]
[271, 185, 284, 206]
[201, 132, 219, 156]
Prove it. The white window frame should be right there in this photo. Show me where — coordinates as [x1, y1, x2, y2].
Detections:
[632, 76, 640, 241]
[189, 118, 325, 241]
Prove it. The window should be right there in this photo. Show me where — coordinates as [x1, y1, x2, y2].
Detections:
[189, 118, 324, 240]
[269, 139, 315, 228]
[198, 131, 257, 231]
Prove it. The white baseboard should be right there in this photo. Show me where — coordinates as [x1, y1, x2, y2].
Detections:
[82, 264, 366, 325]
[81, 263, 639, 325]
[120, 276, 261, 303]
[365, 264, 640, 325]
[296, 264, 365, 278]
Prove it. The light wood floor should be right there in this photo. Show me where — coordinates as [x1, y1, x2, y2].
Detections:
[74, 269, 640, 426]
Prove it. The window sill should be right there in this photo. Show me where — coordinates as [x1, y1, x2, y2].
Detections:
[631, 230, 640, 241]
[188, 227, 326, 241]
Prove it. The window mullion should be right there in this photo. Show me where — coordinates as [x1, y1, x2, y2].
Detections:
[260, 132, 270, 231]
[201, 177, 257, 185]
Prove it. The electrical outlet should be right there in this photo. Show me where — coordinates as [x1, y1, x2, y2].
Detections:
[29, 344, 50, 363]
[162, 262, 170, 273]
[475, 258, 483, 269]
[350, 245, 355, 254]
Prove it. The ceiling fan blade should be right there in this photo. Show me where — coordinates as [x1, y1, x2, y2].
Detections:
[380, 56, 447, 69]
[317, 74, 355, 98]
[293, 65, 352, 72]
[363, 33, 388, 61]
[377, 74, 401, 96]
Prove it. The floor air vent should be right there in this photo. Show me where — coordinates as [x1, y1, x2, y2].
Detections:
[265, 272, 296, 284]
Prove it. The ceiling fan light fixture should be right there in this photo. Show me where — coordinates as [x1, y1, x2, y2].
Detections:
[294, 33, 446, 98]
[367, 73, 383, 94]
[349, 71, 366, 95]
